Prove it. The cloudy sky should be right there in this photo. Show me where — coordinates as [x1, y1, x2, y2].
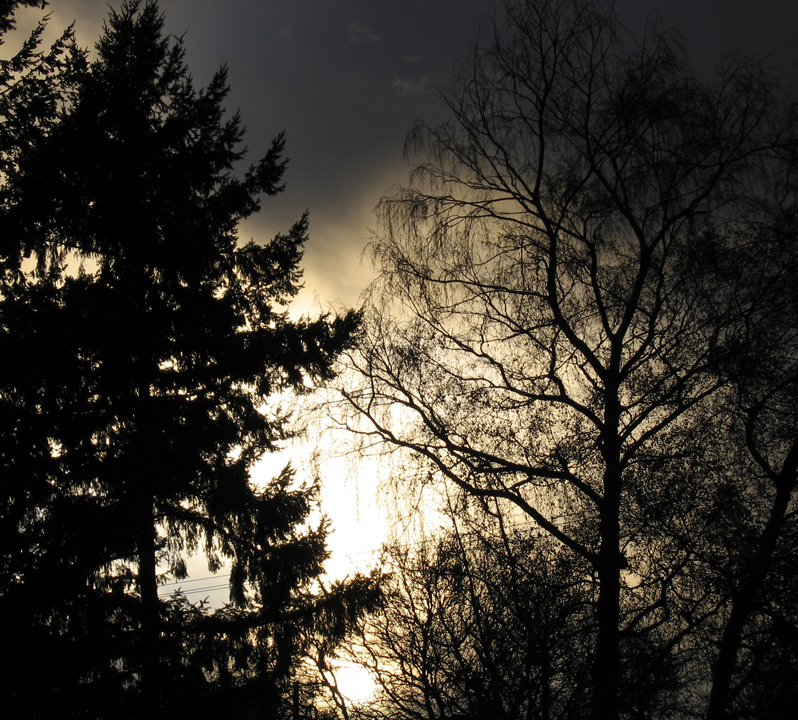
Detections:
[11, 0, 798, 587]
[26, 0, 798, 318]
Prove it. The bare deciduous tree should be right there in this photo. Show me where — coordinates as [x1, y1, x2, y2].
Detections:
[338, 1, 794, 717]
[351, 498, 592, 720]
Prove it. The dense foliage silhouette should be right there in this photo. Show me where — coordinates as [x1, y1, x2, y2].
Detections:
[0, 2, 379, 717]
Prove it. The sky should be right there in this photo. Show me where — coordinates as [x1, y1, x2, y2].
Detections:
[11, 0, 798, 599]
[27, 0, 798, 320]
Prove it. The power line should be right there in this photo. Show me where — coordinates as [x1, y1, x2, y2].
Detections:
[159, 573, 230, 588]
[163, 583, 230, 598]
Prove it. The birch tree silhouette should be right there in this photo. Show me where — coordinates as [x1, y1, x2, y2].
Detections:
[339, 1, 797, 717]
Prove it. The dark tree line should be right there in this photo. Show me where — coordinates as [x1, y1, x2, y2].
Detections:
[0, 2, 379, 718]
[337, 1, 798, 719]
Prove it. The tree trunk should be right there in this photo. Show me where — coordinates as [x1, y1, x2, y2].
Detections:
[592, 389, 623, 720]
[592, 504, 621, 720]
[137, 495, 161, 719]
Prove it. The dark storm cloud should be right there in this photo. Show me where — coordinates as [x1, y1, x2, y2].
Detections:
[617, 0, 798, 82]
[11, 0, 798, 312]
[27, 0, 493, 311]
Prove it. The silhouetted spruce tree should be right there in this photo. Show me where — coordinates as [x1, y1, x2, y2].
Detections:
[0, 1, 83, 222]
[0, 2, 374, 718]
[0, 1, 97, 713]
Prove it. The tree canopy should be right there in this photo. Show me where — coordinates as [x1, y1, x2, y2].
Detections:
[0, 2, 378, 718]
[338, 1, 798, 718]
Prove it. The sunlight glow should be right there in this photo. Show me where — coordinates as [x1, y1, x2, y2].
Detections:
[333, 660, 377, 705]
